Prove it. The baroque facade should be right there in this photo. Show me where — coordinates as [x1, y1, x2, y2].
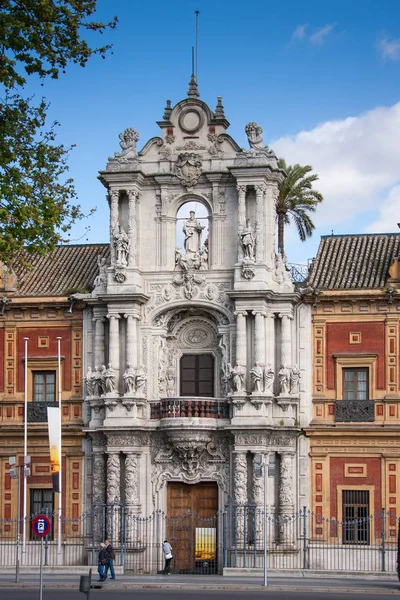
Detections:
[305, 233, 400, 545]
[83, 79, 312, 531]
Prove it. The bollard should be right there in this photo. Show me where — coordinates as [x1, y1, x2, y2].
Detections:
[79, 569, 92, 599]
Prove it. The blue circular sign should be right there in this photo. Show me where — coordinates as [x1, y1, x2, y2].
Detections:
[32, 515, 51, 537]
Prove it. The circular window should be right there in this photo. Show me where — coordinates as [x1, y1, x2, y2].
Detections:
[179, 109, 203, 134]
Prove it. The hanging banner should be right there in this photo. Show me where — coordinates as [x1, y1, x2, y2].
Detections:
[47, 406, 61, 493]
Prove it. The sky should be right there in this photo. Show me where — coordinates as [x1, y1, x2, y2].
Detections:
[22, 0, 400, 265]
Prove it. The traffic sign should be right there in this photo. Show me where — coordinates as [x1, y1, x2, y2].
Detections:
[32, 515, 51, 538]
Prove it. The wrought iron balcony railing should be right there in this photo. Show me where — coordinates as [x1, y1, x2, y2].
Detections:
[151, 398, 230, 420]
[27, 401, 59, 422]
[335, 399, 375, 423]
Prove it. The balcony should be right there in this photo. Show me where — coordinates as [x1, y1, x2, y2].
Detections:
[151, 398, 230, 420]
[27, 401, 59, 422]
[335, 399, 375, 423]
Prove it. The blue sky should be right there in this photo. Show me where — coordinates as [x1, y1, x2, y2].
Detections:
[24, 0, 400, 264]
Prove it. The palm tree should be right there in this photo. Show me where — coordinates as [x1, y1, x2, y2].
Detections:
[276, 158, 323, 257]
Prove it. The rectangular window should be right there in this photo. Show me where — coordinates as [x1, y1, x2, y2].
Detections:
[33, 371, 56, 402]
[180, 354, 214, 397]
[343, 368, 368, 400]
[30, 489, 54, 540]
[342, 489, 369, 544]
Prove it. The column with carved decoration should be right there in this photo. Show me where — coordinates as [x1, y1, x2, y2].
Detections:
[107, 452, 121, 542]
[107, 314, 120, 390]
[233, 452, 247, 546]
[93, 317, 105, 373]
[255, 185, 265, 262]
[236, 185, 247, 261]
[127, 189, 139, 265]
[125, 453, 140, 543]
[109, 189, 119, 264]
[278, 452, 295, 545]
[92, 451, 106, 542]
[252, 452, 267, 545]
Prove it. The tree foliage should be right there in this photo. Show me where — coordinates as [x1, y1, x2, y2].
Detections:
[276, 158, 324, 258]
[0, 1, 117, 265]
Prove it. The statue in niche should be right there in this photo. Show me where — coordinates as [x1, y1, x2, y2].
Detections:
[103, 363, 116, 394]
[166, 368, 175, 398]
[264, 364, 275, 396]
[113, 226, 130, 266]
[199, 240, 209, 270]
[183, 211, 205, 254]
[93, 365, 105, 396]
[239, 219, 256, 261]
[135, 365, 147, 395]
[278, 365, 291, 396]
[250, 363, 263, 392]
[123, 364, 136, 395]
[290, 365, 301, 396]
[85, 366, 95, 397]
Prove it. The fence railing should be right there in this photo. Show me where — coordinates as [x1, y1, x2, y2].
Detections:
[0, 505, 398, 574]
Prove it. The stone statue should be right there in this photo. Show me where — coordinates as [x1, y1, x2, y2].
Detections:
[93, 256, 108, 288]
[85, 366, 95, 396]
[250, 363, 263, 393]
[183, 211, 205, 254]
[166, 368, 175, 398]
[93, 366, 104, 397]
[228, 363, 246, 393]
[116, 127, 139, 157]
[113, 226, 130, 266]
[103, 363, 116, 394]
[264, 364, 274, 396]
[123, 363, 136, 395]
[199, 242, 209, 270]
[240, 219, 256, 261]
[135, 365, 147, 395]
[278, 365, 291, 396]
[245, 122, 264, 150]
[290, 365, 301, 396]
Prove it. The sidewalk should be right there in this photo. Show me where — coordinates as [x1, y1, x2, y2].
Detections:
[0, 570, 399, 594]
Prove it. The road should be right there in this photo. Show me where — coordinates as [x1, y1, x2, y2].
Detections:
[1, 590, 400, 600]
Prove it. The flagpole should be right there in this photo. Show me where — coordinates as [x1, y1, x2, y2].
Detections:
[57, 337, 62, 565]
[22, 337, 29, 563]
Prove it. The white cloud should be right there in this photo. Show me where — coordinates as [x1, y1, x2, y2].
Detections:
[376, 35, 400, 61]
[292, 24, 307, 40]
[271, 102, 400, 233]
[309, 24, 334, 45]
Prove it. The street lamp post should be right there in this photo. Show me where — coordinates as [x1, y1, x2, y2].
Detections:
[9, 455, 31, 582]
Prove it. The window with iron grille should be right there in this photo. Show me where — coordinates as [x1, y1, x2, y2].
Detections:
[30, 489, 54, 540]
[180, 354, 214, 397]
[342, 489, 370, 544]
[343, 368, 368, 400]
[33, 371, 56, 402]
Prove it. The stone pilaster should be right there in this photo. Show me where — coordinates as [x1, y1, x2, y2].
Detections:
[280, 312, 293, 367]
[279, 452, 295, 545]
[109, 189, 119, 264]
[233, 452, 247, 544]
[125, 314, 139, 368]
[235, 310, 247, 368]
[255, 185, 265, 262]
[107, 452, 121, 542]
[127, 189, 139, 265]
[236, 185, 247, 261]
[92, 452, 106, 505]
[107, 313, 120, 379]
[253, 311, 266, 366]
[93, 317, 105, 369]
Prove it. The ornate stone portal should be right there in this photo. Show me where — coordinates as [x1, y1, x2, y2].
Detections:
[85, 78, 311, 547]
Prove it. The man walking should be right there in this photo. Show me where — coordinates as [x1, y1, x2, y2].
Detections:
[97, 543, 107, 581]
[104, 539, 116, 580]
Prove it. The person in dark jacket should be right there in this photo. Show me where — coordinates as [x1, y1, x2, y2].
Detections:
[97, 543, 107, 581]
[104, 539, 116, 580]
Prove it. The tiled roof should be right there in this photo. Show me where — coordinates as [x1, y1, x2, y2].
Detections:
[11, 244, 110, 296]
[308, 233, 400, 290]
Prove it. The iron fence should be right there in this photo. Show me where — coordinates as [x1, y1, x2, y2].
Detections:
[0, 505, 398, 574]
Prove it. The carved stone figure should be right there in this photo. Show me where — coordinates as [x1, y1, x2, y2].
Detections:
[228, 363, 246, 393]
[103, 363, 116, 394]
[113, 226, 130, 266]
[93, 366, 104, 397]
[93, 256, 108, 289]
[278, 365, 291, 396]
[183, 211, 205, 254]
[245, 122, 264, 150]
[264, 364, 275, 396]
[239, 219, 256, 261]
[199, 243, 209, 270]
[135, 365, 147, 395]
[250, 363, 263, 393]
[85, 366, 95, 397]
[166, 368, 175, 398]
[123, 364, 136, 395]
[115, 127, 139, 157]
[290, 365, 301, 396]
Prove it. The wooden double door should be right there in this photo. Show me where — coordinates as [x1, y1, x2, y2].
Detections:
[167, 482, 218, 574]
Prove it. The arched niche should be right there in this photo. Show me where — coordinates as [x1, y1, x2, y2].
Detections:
[175, 199, 210, 270]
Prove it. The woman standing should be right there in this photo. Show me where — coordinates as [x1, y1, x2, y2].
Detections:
[162, 539, 173, 575]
